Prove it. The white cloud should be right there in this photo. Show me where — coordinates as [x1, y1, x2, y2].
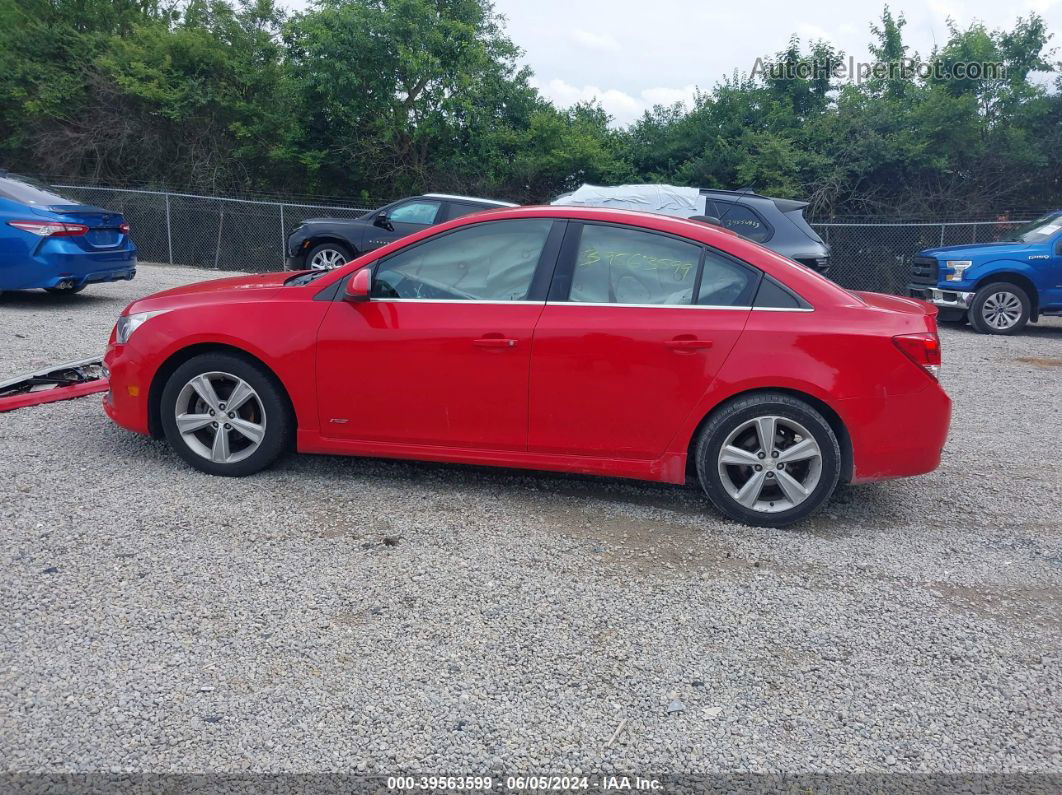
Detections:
[531, 78, 700, 126]
[796, 23, 837, 45]
[567, 29, 621, 52]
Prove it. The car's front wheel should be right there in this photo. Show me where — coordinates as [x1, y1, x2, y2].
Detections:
[695, 392, 841, 527]
[969, 282, 1030, 335]
[160, 352, 293, 476]
[306, 242, 353, 271]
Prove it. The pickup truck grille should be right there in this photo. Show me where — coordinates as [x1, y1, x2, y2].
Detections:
[910, 256, 939, 285]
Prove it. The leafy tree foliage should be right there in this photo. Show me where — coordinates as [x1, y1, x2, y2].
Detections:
[0, 1, 1057, 215]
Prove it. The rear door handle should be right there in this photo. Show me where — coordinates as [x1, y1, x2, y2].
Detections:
[473, 337, 518, 349]
[665, 337, 713, 351]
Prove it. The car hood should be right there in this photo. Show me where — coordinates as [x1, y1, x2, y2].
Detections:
[127, 272, 295, 313]
[303, 216, 366, 225]
[919, 241, 1033, 259]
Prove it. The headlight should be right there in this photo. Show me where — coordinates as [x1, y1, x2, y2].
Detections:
[944, 260, 972, 281]
[115, 310, 169, 344]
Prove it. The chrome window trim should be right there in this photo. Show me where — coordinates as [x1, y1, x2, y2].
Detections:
[364, 299, 813, 311]
[546, 301, 750, 310]
[370, 298, 546, 305]
[544, 301, 814, 312]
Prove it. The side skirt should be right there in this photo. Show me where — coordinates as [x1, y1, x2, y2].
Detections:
[295, 430, 687, 485]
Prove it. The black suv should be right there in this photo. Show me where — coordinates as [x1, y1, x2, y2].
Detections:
[285, 193, 517, 270]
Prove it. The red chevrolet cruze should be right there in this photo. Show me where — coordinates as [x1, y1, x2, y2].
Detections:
[104, 206, 950, 527]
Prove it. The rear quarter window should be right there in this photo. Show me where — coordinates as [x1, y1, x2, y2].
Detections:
[753, 275, 810, 309]
[708, 201, 772, 243]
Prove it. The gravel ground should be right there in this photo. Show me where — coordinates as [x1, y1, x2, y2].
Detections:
[1, 264, 1060, 775]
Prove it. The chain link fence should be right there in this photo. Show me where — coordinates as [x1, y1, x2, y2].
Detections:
[49, 184, 378, 273]
[48, 183, 1039, 293]
[811, 219, 1034, 293]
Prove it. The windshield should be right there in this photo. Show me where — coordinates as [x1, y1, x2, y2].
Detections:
[0, 175, 76, 207]
[1007, 212, 1062, 243]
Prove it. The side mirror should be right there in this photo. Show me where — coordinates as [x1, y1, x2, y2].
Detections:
[344, 267, 372, 302]
[374, 211, 393, 230]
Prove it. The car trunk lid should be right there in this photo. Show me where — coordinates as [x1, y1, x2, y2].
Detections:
[850, 290, 937, 317]
[46, 204, 126, 248]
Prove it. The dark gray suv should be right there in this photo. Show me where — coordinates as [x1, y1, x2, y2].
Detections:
[697, 189, 830, 276]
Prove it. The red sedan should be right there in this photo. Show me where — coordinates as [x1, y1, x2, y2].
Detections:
[103, 206, 950, 527]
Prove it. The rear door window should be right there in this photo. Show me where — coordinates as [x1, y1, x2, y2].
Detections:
[695, 249, 759, 307]
[445, 202, 489, 221]
[567, 223, 702, 305]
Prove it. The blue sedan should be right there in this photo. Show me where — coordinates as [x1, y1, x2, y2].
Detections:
[0, 173, 136, 294]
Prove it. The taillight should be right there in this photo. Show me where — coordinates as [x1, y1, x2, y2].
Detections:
[119, 222, 130, 234]
[893, 333, 941, 379]
[7, 220, 88, 237]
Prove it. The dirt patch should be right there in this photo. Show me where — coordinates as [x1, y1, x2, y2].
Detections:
[1015, 356, 1062, 368]
[932, 582, 1062, 632]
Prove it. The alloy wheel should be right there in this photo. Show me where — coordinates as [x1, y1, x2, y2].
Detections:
[716, 415, 822, 514]
[309, 248, 346, 270]
[981, 290, 1023, 330]
[174, 371, 267, 464]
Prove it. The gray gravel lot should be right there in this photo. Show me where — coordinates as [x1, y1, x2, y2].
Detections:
[1, 264, 1061, 774]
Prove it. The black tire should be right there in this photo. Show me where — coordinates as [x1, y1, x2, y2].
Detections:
[936, 308, 967, 324]
[45, 284, 86, 295]
[694, 392, 841, 528]
[969, 282, 1030, 335]
[305, 242, 353, 271]
[160, 352, 294, 477]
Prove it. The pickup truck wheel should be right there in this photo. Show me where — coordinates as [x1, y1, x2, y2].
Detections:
[306, 242, 353, 271]
[969, 283, 1030, 335]
[695, 392, 841, 528]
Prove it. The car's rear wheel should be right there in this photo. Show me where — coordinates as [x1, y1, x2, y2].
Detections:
[306, 242, 353, 271]
[160, 352, 293, 476]
[695, 392, 841, 527]
[969, 283, 1030, 335]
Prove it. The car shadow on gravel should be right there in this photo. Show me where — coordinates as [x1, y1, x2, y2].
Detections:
[0, 290, 115, 308]
[87, 410, 909, 552]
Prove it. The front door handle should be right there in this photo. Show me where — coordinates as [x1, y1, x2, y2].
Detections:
[473, 337, 518, 349]
[665, 337, 713, 352]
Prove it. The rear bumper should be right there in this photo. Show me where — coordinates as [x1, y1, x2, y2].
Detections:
[2, 249, 137, 290]
[907, 285, 974, 310]
[841, 380, 952, 484]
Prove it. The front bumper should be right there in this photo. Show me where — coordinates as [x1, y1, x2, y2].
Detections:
[102, 342, 153, 436]
[284, 254, 307, 271]
[907, 285, 974, 310]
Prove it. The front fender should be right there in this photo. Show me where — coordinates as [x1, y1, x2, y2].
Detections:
[964, 258, 1043, 290]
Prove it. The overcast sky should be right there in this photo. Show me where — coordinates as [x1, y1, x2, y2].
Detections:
[283, 0, 1061, 125]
